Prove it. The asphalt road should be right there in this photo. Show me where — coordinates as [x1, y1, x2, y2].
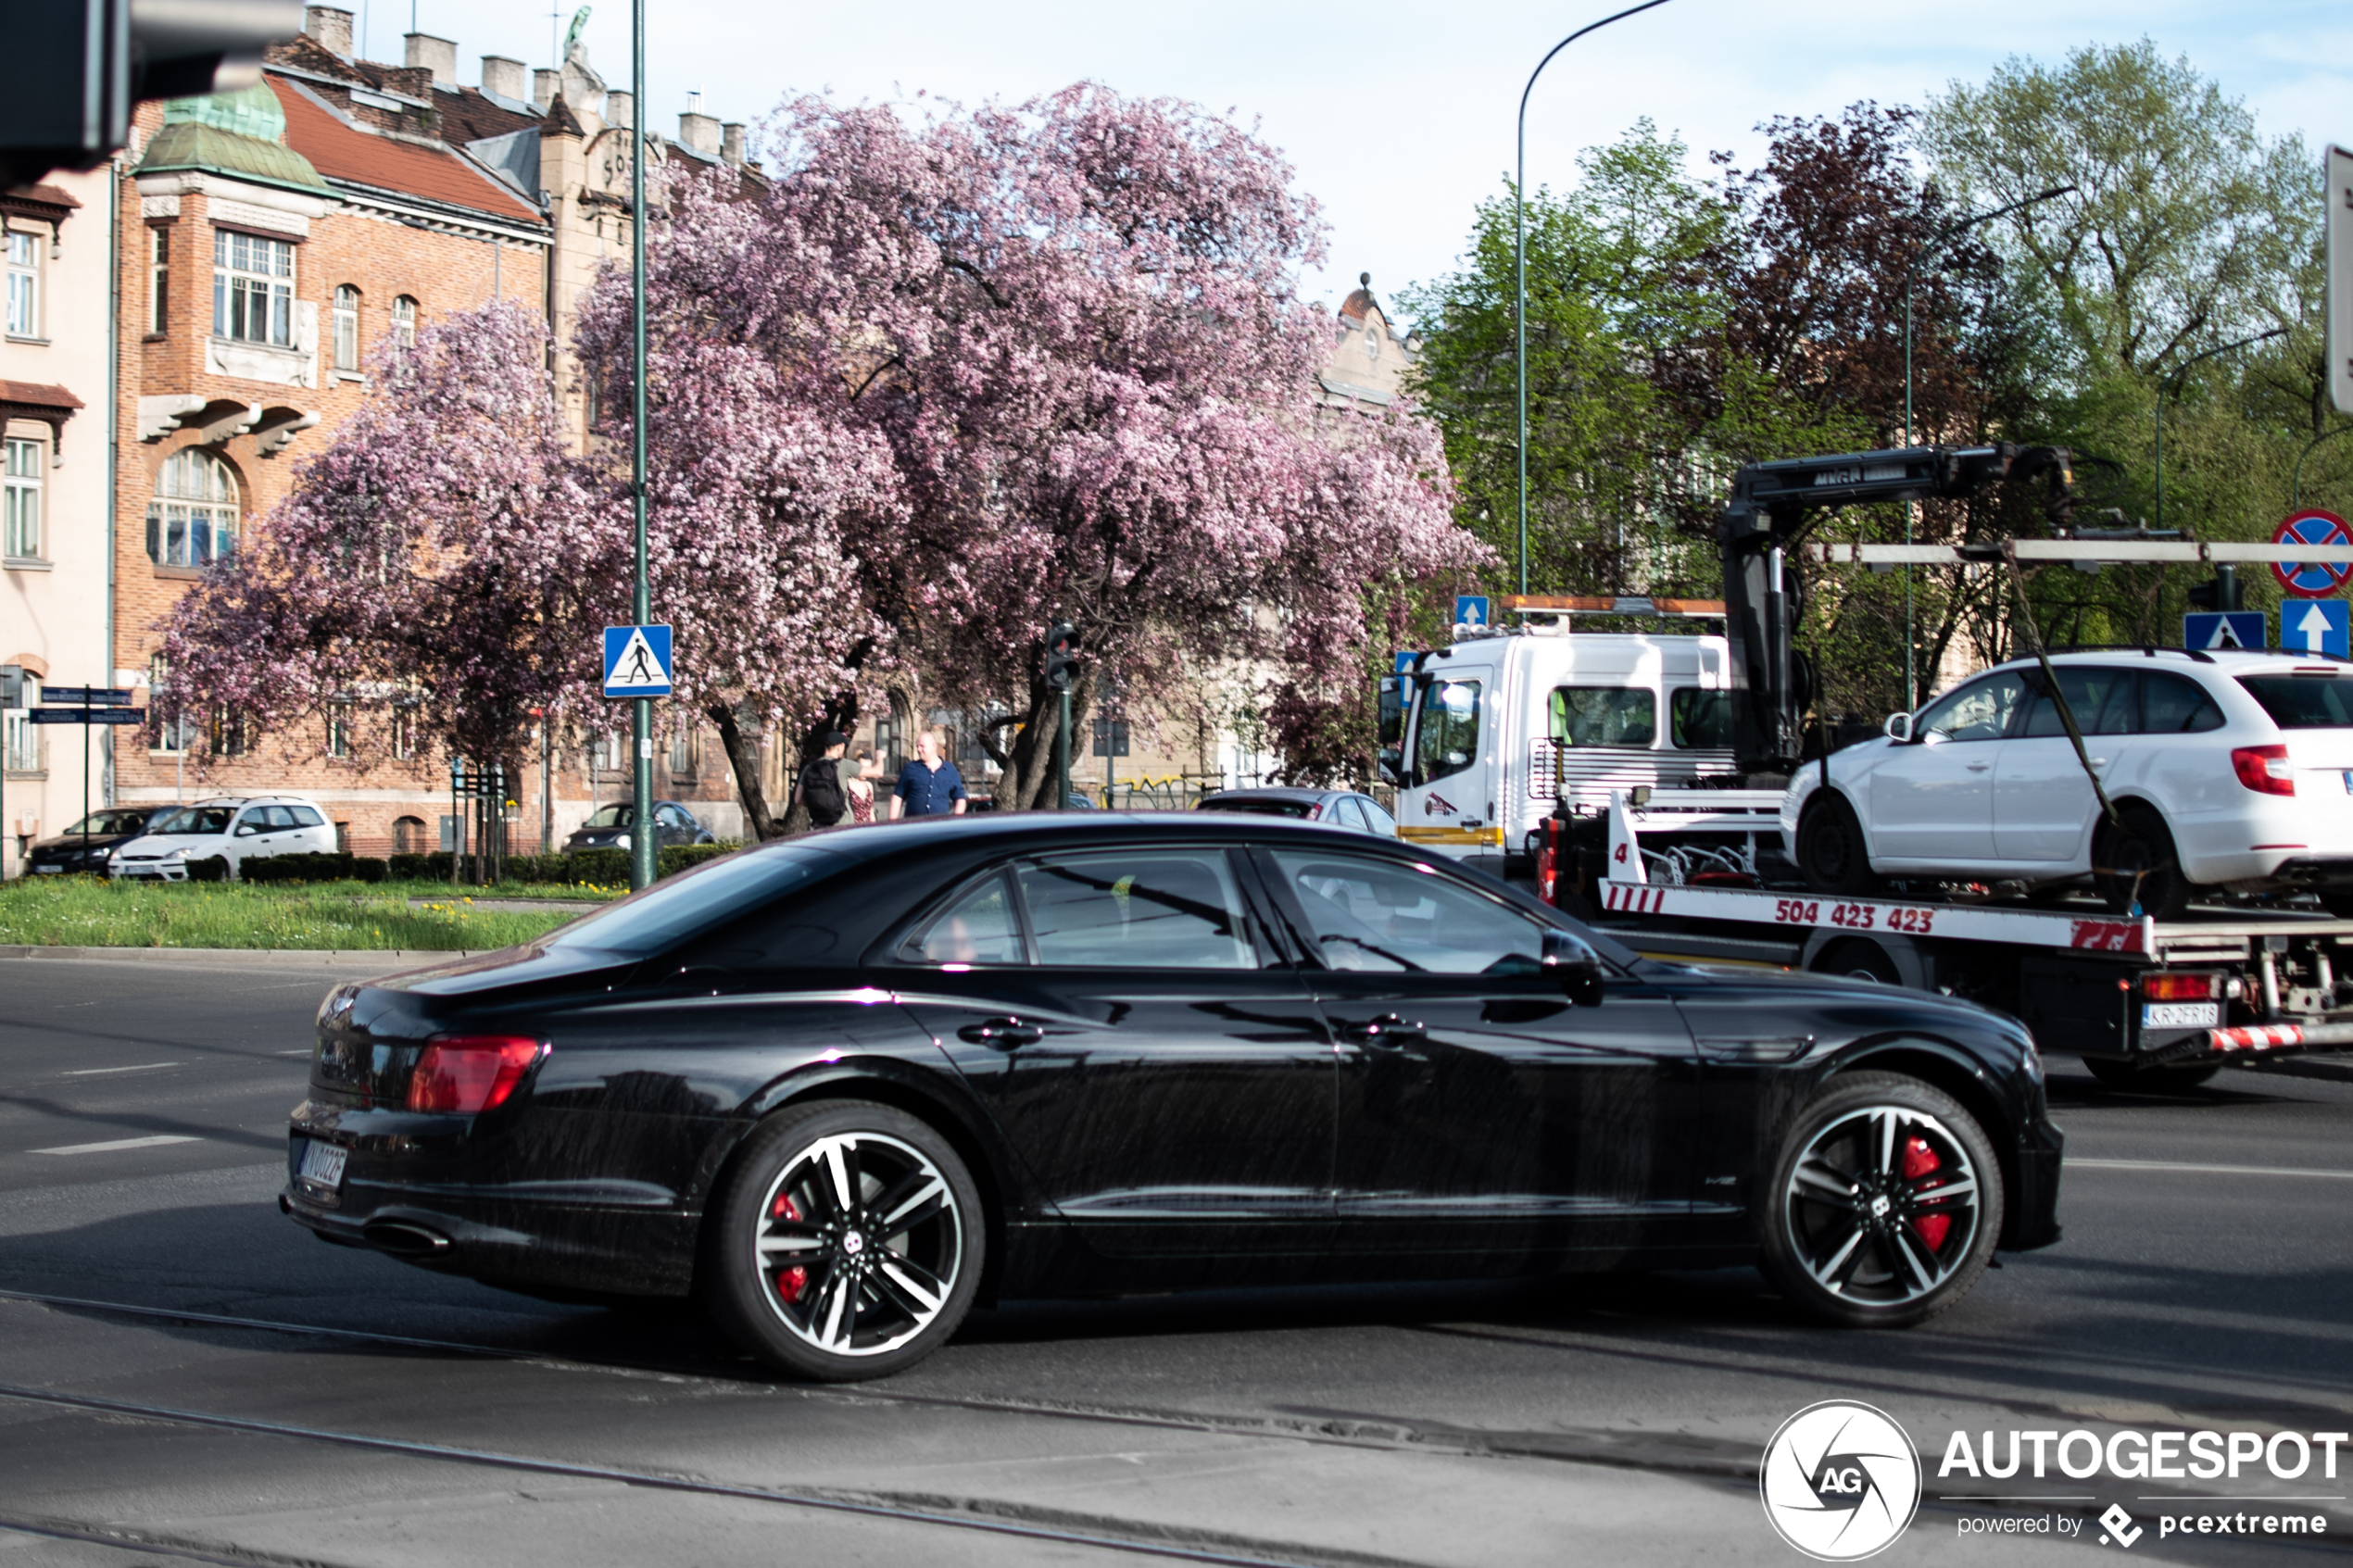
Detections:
[3, 954, 2350, 1567]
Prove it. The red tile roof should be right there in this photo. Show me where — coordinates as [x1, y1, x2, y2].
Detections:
[0, 381, 86, 412]
[270, 77, 543, 226]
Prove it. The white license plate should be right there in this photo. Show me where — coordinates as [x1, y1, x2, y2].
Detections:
[297, 1139, 347, 1188]
[33, 865, 61, 874]
[2143, 1002, 2220, 1029]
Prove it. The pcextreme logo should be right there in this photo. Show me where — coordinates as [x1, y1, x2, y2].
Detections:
[1760, 1400, 1923, 1562]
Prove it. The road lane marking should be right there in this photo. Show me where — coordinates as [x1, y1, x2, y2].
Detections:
[30, 1135, 201, 1156]
[61, 1061, 185, 1076]
[2070, 1158, 2353, 1180]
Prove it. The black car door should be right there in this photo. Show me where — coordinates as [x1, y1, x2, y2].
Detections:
[890, 846, 1335, 1259]
[1249, 845, 1703, 1259]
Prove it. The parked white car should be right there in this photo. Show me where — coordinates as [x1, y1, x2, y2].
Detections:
[109, 796, 337, 882]
[1781, 649, 2353, 918]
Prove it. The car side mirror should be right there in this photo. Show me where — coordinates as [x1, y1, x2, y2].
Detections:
[1542, 929, 1605, 1008]
[234, 823, 259, 836]
[1883, 712, 1914, 744]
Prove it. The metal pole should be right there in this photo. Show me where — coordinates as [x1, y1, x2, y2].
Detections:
[2157, 327, 2284, 533]
[1514, 0, 1674, 599]
[82, 696, 91, 872]
[628, 0, 654, 891]
[1056, 690, 1072, 810]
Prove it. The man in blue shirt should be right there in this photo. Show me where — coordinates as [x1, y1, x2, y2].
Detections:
[892, 729, 969, 819]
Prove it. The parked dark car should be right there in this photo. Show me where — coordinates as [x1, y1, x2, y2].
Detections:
[562, 799, 715, 855]
[24, 806, 172, 875]
[284, 815, 2061, 1382]
[1197, 786, 1397, 837]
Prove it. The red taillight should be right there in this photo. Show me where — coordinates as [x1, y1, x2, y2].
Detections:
[407, 1035, 545, 1113]
[2232, 745, 2296, 796]
[2143, 972, 2220, 1002]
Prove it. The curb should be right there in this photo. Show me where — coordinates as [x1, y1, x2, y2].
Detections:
[0, 946, 477, 970]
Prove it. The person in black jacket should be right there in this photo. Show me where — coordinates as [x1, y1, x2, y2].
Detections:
[792, 733, 851, 828]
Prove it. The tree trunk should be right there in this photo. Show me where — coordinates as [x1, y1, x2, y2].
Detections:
[1000, 671, 1093, 809]
[708, 703, 779, 841]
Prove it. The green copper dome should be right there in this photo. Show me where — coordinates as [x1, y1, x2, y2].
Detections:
[140, 83, 328, 194]
[162, 82, 286, 141]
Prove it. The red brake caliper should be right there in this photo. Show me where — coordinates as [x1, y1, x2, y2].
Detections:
[1902, 1135, 1950, 1251]
[771, 1192, 808, 1303]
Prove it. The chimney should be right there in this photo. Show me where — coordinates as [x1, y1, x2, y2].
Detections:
[605, 91, 633, 129]
[678, 92, 719, 157]
[721, 122, 746, 166]
[403, 32, 458, 89]
[533, 69, 560, 111]
[480, 55, 527, 103]
[303, 5, 353, 56]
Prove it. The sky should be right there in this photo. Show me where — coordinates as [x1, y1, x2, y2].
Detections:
[371, 0, 2353, 320]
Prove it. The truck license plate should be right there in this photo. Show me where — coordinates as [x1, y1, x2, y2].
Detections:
[296, 1138, 347, 1188]
[2142, 1002, 2219, 1029]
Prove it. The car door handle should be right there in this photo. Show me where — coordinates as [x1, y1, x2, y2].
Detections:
[958, 1017, 1042, 1050]
[1965, 762, 1992, 771]
[1338, 1013, 1423, 1049]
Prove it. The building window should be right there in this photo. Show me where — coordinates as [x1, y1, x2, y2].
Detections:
[332, 284, 359, 370]
[210, 707, 248, 758]
[146, 448, 239, 568]
[147, 653, 195, 754]
[4, 436, 41, 559]
[5, 230, 37, 338]
[390, 295, 417, 350]
[212, 229, 294, 346]
[3, 709, 38, 773]
[148, 227, 169, 333]
[326, 706, 351, 758]
[391, 707, 416, 759]
[392, 815, 426, 853]
[669, 726, 698, 776]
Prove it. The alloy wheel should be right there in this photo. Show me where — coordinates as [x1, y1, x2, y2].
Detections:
[1781, 1106, 1982, 1309]
[751, 1131, 963, 1358]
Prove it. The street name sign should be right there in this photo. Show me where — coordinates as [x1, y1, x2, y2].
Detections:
[2183, 610, 2266, 652]
[2284, 599, 2351, 659]
[30, 708, 145, 725]
[41, 686, 133, 705]
[602, 624, 673, 698]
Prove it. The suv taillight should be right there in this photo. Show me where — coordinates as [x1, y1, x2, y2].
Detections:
[2231, 745, 2295, 797]
[408, 1035, 545, 1113]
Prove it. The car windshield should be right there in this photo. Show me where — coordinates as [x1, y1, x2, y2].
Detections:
[583, 804, 635, 829]
[61, 809, 154, 836]
[1199, 797, 1315, 819]
[542, 844, 842, 955]
[145, 807, 233, 835]
[2236, 674, 2353, 729]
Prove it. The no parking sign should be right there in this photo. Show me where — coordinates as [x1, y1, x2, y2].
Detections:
[2271, 510, 2353, 598]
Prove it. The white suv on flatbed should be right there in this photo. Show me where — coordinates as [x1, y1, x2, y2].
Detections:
[1781, 648, 2353, 918]
[108, 796, 337, 881]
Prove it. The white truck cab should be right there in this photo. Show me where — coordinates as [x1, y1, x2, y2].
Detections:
[1388, 618, 1738, 881]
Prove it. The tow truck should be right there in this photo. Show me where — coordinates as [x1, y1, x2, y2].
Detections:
[1390, 442, 2353, 1085]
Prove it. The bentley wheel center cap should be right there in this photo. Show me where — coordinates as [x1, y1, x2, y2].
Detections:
[842, 1230, 866, 1256]
[1869, 1195, 1892, 1219]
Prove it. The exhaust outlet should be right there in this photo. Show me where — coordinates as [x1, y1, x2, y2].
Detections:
[361, 1220, 453, 1257]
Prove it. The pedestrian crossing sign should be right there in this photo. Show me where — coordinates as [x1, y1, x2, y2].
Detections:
[603, 623, 673, 697]
[2183, 611, 2265, 652]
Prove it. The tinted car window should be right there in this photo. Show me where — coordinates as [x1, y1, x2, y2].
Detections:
[657, 804, 693, 828]
[1415, 679, 1480, 784]
[64, 809, 154, 836]
[1359, 797, 1398, 836]
[2020, 668, 2136, 737]
[149, 807, 233, 834]
[544, 845, 839, 954]
[585, 803, 633, 828]
[1917, 671, 2029, 743]
[2236, 674, 2353, 729]
[1270, 850, 1544, 975]
[1553, 686, 1655, 746]
[1670, 688, 1735, 748]
[1198, 797, 1314, 819]
[1016, 851, 1255, 970]
[2144, 671, 2226, 734]
[907, 873, 1026, 966]
[286, 805, 325, 827]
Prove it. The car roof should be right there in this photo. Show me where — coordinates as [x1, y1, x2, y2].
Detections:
[787, 810, 1419, 864]
[1978, 647, 2351, 676]
[1200, 787, 1342, 804]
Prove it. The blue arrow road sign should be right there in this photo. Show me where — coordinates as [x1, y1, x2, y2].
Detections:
[2183, 611, 2266, 652]
[2283, 599, 2350, 659]
[602, 624, 673, 697]
[1393, 650, 1418, 674]
[1454, 595, 1490, 631]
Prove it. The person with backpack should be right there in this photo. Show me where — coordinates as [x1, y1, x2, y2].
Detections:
[793, 732, 850, 828]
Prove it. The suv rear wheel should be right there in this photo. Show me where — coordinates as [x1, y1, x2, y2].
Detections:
[1797, 793, 1881, 897]
[2098, 804, 2194, 920]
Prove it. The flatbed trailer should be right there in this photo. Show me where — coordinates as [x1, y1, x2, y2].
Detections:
[1546, 790, 2353, 1081]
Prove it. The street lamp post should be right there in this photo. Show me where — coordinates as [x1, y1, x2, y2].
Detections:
[627, 0, 654, 892]
[2155, 327, 2286, 533]
[1514, 0, 1674, 598]
[1898, 184, 2072, 710]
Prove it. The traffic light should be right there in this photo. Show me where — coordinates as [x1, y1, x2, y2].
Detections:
[2186, 564, 2243, 613]
[1044, 623, 1079, 691]
[1, 0, 303, 189]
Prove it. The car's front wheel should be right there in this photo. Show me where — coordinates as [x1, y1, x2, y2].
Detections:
[1796, 792, 1881, 896]
[703, 1099, 983, 1382]
[1761, 1073, 2002, 1329]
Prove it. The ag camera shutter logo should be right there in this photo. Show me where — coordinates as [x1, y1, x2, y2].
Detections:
[1760, 1400, 1922, 1561]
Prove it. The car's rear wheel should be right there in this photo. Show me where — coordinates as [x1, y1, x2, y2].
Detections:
[1761, 1073, 2002, 1329]
[1796, 792, 1881, 896]
[2082, 1056, 2221, 1091]
[2098, 805, 2194, 919]
[703, 1099, 983, 1382]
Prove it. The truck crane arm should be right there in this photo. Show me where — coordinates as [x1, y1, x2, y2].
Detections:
[1718, 443, 2075, 778]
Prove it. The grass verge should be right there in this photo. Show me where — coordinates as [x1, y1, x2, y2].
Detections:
[0, 875, 590, 950]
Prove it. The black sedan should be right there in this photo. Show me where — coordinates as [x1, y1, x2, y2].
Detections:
[24, 807, 172, 875]
[284, 815, 2061, 1382]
